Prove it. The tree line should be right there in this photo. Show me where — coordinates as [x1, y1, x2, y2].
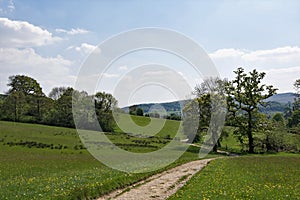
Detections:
[0, 68, 299, 154]
[0, 75, 117, 132]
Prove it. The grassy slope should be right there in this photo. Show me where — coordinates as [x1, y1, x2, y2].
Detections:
[168, 155, 300, 200]
[114, 113, 182, 138]
[0, 119, 204, 200]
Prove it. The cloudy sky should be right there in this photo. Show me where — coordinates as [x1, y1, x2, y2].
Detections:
[0, 0, 299, 106]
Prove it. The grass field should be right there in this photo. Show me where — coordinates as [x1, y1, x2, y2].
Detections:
[114, 113, 182, 138]
[168, 155, 300, 200]
[0, 119, 205, 199]
[1, 116, 299, 199]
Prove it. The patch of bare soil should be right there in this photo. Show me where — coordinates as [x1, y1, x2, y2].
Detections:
[97, 158, 215, 200]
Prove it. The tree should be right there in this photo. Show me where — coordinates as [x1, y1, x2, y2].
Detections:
[287, 80, 300, 133]
[54, 87, 75, 127]
[94, 91, 118, 132]
[294, 79, 300, 92]
[7, 75, 43, 96]
[225, 67, 277, 153]
[182, 99, 200, 143]
[48, 87, 67, 100]
[287, 110, 300, 132]
[136, 108, 144, 116]
[7, 75, 45, 122]
[166, 113, 181, 120]
[192, 77, 227, 152]
[129, 105, 138, 115]
[1, 91, 26, 121]
[272, 113, 285, 126]
[293, 79, 300, 111]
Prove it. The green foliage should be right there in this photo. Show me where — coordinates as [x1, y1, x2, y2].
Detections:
[169, 156, 300, 200]
[272, 112, 285, 125]
[129, 105, 138, 115]
[55, 88, 75, 127]
[288, 110, 300, 128]
[125, 101, 183, 115]
[136, 107, 144, 116]
[7, 75, 44, 96]
[225, 67, 277, 153]
[1, 91, 26, 121]
[166, 113, 181, 120]
[183, 77, 227, 152]
[293, 79, 300, 110]
[0, 75, 118, 132]
[94, 91, 117, 132]
[48, 86, 67, 100]
[128, 106, 145, 117]
[182, 99, 201, 143]
[287, 79, 300, 134]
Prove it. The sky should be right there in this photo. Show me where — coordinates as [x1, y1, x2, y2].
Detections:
[0, 0, 299, 107]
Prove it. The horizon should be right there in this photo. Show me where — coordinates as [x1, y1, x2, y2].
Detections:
[0, 1, 299, 107]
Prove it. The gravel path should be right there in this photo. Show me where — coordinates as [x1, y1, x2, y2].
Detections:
[97, 158, 215, 200]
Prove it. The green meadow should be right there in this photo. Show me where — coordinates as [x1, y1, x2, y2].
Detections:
[168, 155, 300, 200]
[0, 118, 205, 200]
[1, 114, 299, 199]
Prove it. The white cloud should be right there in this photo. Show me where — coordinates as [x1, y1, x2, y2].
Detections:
[118, 65, 128, 70]
[209, 46, 300, 93]
[242, 46, 300, 62]
[210, 46, 300, 65]
[0, 18, 61, 48]
[0, 48, 75, 94]
[264, 66, 300, 92]
[68, 43, 100, 54]
[101, 73, 119, 78]
[55, 28, 89, 35]
[209, 48, 246, 59]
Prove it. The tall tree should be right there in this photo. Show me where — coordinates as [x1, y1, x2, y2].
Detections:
[94, 92, 118, 132]
[55, 87, 76, 127]
[293, 79, 300, 111]
[193, 77, 227, 151]
[287, 79, 300, 132]
[136, 108, 144, 116]
[2, 91, 26, 122]
[225, 67, 277, 153]
[7, 75, 43, 96]
[6, 75, 46, 122]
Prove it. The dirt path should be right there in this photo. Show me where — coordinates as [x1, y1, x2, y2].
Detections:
[97, 158, 215, 200]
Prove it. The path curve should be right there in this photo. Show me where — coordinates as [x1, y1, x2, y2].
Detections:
[97, 158, 215, 200]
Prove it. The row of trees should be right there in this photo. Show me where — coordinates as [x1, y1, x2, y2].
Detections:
[0, 75, 117, 132]
[0, 68, 299, 153]
[129, 105, 182, 120]
[184, 67, 299, 153]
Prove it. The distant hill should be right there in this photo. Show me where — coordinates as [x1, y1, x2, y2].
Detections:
[122, 100, 187, 116]
[265, 92, 297, 104]
[122, 93, 297, 115]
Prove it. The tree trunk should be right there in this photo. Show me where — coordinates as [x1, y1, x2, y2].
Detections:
[213, 143, 218, 152]
[212, 129, 218, 152]
[37, 98, 41, 121]
[14, 97, 17, 122]
[247, 111, 254, 153]
[217, 139, 221, 147]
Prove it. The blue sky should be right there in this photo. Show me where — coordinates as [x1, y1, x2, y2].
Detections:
[0, 0, 299, 106]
